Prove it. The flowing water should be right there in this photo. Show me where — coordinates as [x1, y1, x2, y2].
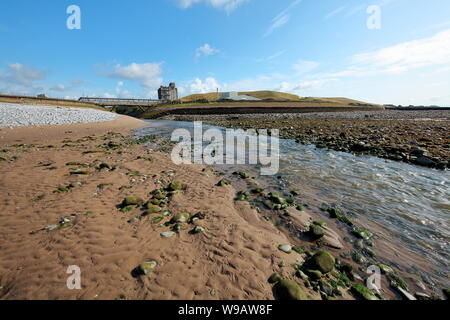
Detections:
[136, 120, 450, 289]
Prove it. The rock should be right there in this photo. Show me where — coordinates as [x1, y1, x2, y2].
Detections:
[122, 197, 141, 206]
[145, 204, 162, 214]
[352, 229, 373, 240]
[168, 182, 183, 191]
[99, 163, 112, 170]
[327, 207, 344, 218]
[202, 167, 215, 175]
[296, 270, 309, 281]
[305, 269, 323, 280]
[377, 263, 394, 274]
[268, 273, 283, 284]
[411, 147, 428, 157]
[388, 273, 408, 290]
[309, 224, 325, 239]
[70, 169, 88, 175]
[415, 156, 435, 167]
[354, 239, 364, 249]
[352, 252, 367, 264]
[263, 200, 275, 210]
[217, 179, 230, 187]
[138, 261, 157, 275]
[160, 231, 175, 238]
[251, 187, 264, 194]
[237, 171, 250, 179]
[308, 250, 335, 274]
[273, 279, 309, 300]
[172, 212, 190, 223]
[44, 224, 59, 232]
[278, 244, 292, 254]
[127, 217, 139, 224]
[269, 194, 286, 204]
[351, 284, 379, 300]
[152, 190, 167, 200]
[191, 212, 206, 221]
[415, 292, 431, 300]
[151, 216, 164, 224]
[319, 281, 334, 296]
[193, 226, 205, 234]
[396, 287, 417, 300]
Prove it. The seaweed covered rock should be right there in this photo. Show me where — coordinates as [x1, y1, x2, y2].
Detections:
[138, 261, 157, 275]
[273, 279, 308, 300]
[307, 250, 335, 274]
[351, 284, 379, 300]
[268, 273, 283, 284]
[122, 197, 143, 206]
[352, 229, 373, 240]
[145, 204, 162, 214]
[309, 224, 325, 239]
[172, 212, 190, 223]
[168, 182, 183, 191]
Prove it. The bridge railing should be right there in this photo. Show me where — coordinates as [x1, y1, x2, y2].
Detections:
[79, 97, 162, 106]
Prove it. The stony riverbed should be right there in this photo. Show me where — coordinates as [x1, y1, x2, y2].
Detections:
[162, 110, 450, 170]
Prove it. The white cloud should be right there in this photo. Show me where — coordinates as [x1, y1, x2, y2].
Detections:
[321, 29, 450, 78]
[177, 0, 248, 13]
[264, 0, 301, 37]
[103, 92, 117, 98]
[0, 63, 46, 96]
[356, 29, 450, 72]
[109, 62, 163, 94]
[0, 63, 46, 87]
[50, 78, 84, 92]
[188, 77, 222, 94]
[195, 44, 219, 58]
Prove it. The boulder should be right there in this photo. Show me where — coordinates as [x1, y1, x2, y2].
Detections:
[307, 250, 335, 274]
[273, 279, 308, 300]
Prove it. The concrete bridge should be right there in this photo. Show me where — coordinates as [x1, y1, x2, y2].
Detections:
[78, 97, 163, 107]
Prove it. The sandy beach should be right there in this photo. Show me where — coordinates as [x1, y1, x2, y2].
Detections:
[0, 115, 321, 300]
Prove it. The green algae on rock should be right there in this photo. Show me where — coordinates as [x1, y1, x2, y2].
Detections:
[122, 197, 143, 206]
[307, 250, 336, 274]
[172, 212, 190, 223]
[268, 273, 283, 284]
[351, 284, 379, 300]
[167, 181, 183, 191]
[273, 279, 309, 300]
[138, 261, 157, 275]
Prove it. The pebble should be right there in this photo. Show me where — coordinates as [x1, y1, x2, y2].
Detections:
[0, 102, 117, 127]
[278, 244, 292, 254]
[160, 231, 175, 238]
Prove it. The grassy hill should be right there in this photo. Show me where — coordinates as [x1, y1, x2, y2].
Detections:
[180, 90, 375, 105]
[180, 90, 302, 102]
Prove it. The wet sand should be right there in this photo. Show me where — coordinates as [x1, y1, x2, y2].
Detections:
[0, 116, 315, 300]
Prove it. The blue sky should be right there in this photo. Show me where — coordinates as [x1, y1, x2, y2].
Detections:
[0, 0, 450, 106]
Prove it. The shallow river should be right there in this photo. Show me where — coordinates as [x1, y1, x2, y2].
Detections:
[136, 120, 450, 289]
